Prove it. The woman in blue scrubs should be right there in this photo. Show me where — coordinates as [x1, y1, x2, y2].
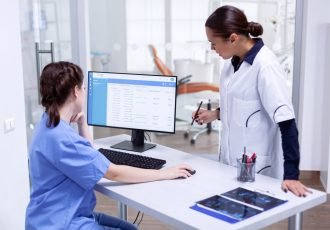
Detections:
[25, 61, 194, 230]
[193, 5, 311, 197]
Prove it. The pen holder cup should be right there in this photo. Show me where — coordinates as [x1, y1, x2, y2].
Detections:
[237, 158, 256, 182]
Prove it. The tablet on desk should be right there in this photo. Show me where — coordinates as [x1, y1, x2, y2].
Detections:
[196, 195, 262, 221]
[221, 187, 287, 211]
[192, 187, 288, 223]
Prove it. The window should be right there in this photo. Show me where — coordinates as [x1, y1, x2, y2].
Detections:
[126, 0, 165, 72]
[125, 0, 295, 88]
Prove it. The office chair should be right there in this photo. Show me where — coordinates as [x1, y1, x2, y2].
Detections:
[184, 99, 219, 144]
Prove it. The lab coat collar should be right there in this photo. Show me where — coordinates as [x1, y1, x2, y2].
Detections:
[231, 38, 264, 71]
[244, 38, 264, 65]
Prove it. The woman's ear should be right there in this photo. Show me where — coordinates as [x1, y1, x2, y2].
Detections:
[73, 85, 79, 97]
[229, 33, 238, 44]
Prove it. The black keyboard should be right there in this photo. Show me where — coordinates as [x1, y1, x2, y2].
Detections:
[98, 148, 166, 169]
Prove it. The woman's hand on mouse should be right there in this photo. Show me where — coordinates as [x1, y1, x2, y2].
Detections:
[161, 164, 195, 180]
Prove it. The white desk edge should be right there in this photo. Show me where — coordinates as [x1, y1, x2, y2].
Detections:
[94, 134, 327, 230]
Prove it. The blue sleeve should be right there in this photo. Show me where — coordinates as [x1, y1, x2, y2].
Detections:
[53, 135, 110, 190]
[278, 119, 300, 180]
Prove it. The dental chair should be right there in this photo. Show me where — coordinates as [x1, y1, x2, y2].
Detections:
[149, 45, 219, 144]
[148, 45, 219, 95]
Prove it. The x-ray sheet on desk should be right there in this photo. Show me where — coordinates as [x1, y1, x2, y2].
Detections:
[221, 187, 287, 211]
[176, 91, 219, 122]
[191, 187, 287, 224]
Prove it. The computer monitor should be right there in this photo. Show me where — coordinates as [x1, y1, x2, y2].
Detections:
[87, 71, 177, 152]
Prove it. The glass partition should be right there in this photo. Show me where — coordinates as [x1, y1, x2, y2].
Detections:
[88, 0, 296, 136]
[19, 0, 74, 145]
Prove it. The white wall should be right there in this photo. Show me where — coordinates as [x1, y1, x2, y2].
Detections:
[89, 0, 127, 72]
[0, 0, 30, 228]
[298, 0, 330, 172]
[319, 24, 330, 191]
[88, 0, 128, 138]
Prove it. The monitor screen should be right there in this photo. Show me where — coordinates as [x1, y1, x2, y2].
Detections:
[87, 71, 177, 152]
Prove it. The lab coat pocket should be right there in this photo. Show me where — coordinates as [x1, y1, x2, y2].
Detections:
[256, 155, 272, 176]
[233, 98, 261, 128]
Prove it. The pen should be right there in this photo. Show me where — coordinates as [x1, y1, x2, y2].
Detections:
[247, 155, 252, 164]
[191, 101, 203, 125]
[242, 146, 247, 163]
[251, 152, 257, 163]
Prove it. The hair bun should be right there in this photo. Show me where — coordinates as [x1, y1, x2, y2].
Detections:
[248, 21, 263, 37]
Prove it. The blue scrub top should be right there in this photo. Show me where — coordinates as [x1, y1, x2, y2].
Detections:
[26, 113, 110, 230]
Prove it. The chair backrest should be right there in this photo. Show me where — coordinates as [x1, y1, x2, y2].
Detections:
[149, 45, 173, 76]
[177, 82, 219, 94]
[148, 44, 220, 94]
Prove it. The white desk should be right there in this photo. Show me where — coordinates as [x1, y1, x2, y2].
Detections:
[94, 134, 326, 230]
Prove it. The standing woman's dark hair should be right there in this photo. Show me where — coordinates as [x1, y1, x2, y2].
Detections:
[205, 5, 263, 38]
[40, 61, 84, 127]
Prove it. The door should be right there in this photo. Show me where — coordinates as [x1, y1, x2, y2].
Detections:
[19, 0, 73, 145]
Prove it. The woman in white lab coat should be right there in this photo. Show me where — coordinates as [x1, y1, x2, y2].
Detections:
[193, 5, 311, 197]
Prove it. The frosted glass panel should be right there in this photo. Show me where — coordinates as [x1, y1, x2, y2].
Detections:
[126, 0, 165, 72]
[127, 0, 164, 20]
[191, 20, 207, 41]
[127, 21, 146, 43]
[172, 21, 191, 43]
[149, 0, 165, 19]
[191, 0, 209, 19]
[19, 0, 73, 146]
[97, 0, 296, 84]
[172, 0, 191, 20]
[126, 0, 147, 20]
[148, 21, 165, 43]
[127, 47, 153, 72]
[171, 0, 210, 67]
[172, 46, 205, 63]
[127, 44, 166, 73]
[219, 0, 296, 90]
[227, 2, 259, 21]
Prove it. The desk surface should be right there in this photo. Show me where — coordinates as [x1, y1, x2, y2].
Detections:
[94, 134, 326, 230]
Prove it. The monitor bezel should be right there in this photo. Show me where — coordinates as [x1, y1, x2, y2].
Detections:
[87, 71, 178, 134]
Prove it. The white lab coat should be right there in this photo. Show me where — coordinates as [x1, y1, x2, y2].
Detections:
[219, 46, 295, 179]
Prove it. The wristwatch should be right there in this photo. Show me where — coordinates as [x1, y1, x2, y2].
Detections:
[216, 107, 220, 120]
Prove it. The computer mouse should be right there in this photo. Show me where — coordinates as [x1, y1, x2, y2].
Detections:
[176, 169, 196, 179]
[187, 169, 196, 175]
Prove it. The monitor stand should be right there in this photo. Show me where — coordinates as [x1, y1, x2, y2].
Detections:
[110, 129, 156, 153]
